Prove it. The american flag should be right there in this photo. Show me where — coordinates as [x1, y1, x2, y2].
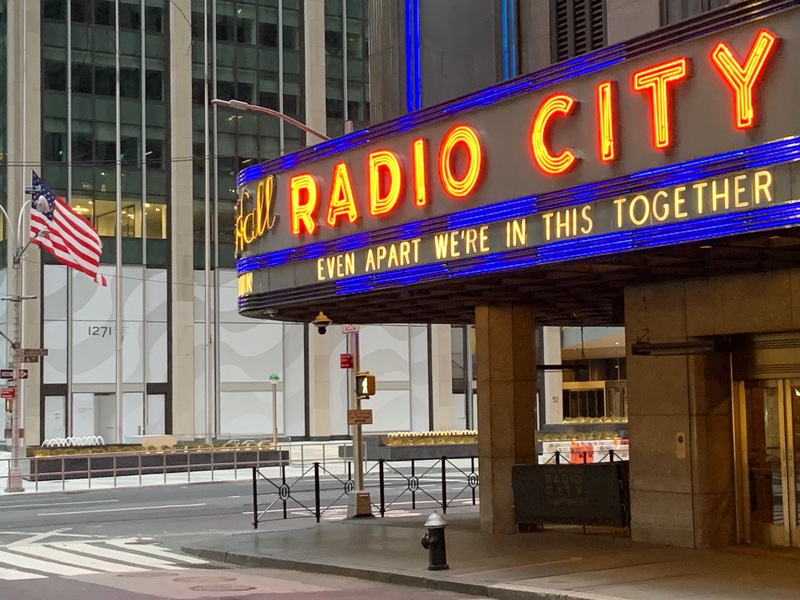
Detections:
[30, 171, 107, 286]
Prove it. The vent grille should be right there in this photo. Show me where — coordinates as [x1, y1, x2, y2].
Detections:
[552, 0, 606, 63]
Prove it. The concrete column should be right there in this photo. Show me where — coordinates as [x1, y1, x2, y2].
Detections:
[304, 0, 327, 141]
[7, 1, 43, 446]
[475, 305, 537, 534]
[168, 0, 196, 436]
[625, 284, 736, 548]
[308, 325, 332, 437]
[430, 324, 455, 429]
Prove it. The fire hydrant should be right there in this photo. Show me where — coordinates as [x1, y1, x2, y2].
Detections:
[420, 511, 449, 570]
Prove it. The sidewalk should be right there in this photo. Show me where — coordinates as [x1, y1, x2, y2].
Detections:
[182, 513, 800, 600]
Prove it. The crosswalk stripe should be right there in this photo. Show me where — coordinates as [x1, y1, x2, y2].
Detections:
[48, 542, 186, 570]
[106, 540, 208, 565]
[0, 549, 99, 577]
[11, 545, 146, 573]
[0, 566, 47, 581]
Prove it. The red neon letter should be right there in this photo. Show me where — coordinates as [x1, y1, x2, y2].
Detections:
[596, 81, 617, 162]
[290, 174, 318, 235]
[326, 162, 359, 227]
[413, 138, 429, 207]
[368, 150, 403, 217]
[632, 57, 690, 150]
[438, 125, 483, 198]
[711, 29, 779, 130]
[530, 93, 578, 175]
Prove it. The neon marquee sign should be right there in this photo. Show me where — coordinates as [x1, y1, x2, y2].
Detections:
[236, 25, 785, 258]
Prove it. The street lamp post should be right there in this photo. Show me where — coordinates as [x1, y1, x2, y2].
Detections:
[268, 373, 280, 448]
[2, 187, 46, 493]
[210, 99, 331, 143]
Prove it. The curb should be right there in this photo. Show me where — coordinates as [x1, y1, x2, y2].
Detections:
[181, 545, 623, 600]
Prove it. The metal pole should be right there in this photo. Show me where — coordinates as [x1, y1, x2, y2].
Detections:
[5, 250, 23, 492]
[114, 0, 124, 444]
[271, 382, 278, 448]
[202, 0, 213, 445]
[352, 329, 363, 493]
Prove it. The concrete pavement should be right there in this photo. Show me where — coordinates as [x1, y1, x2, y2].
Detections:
[182, 513, 800, 600]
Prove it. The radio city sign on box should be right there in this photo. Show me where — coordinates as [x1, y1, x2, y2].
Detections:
[235, 7, 800, 300]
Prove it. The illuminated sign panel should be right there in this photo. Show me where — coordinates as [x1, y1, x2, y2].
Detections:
[236, 6, 800, 307]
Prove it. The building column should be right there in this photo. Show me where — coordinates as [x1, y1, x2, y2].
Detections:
[7, 1, 43, 447]
[625, 284, 736, 548]
[304, 0, 327, 142]
[475, 305, 537, 534]
[168, 0, 196, 436]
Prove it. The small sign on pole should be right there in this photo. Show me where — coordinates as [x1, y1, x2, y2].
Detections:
[340, 353, 353, 369]
[347, 409, 373, 425]
[1, 388, 16, 399]
[342, 324, 359, 334]
[22, 356, 40, 364]
[0, 369, 27, 379]
[22, 348, 48, 357]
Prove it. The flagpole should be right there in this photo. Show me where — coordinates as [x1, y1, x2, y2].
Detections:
[114, 0, 124, 443]
[66, 0, 74, 438]
[203, 0, 213, 445]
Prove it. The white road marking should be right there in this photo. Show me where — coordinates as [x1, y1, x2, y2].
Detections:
[0, 499, 119, 510]
[49, 541, 188, 570]
[11, 545, 146, 573]
[38, 502, 205, 516]
[107, 539, 208, 564]
[0, 566, 47, 581]
[0, 549, 99, 576]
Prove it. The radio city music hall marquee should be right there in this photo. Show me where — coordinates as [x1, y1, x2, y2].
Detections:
[235, 7, 800, 305]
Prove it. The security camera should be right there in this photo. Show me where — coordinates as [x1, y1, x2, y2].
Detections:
[265, 308, 278, 318]
[312, 311, 332, 335]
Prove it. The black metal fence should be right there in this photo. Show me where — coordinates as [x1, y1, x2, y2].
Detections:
[251, 456, 479, 528]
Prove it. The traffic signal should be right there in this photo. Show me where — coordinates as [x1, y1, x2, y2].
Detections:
[4, 398, 11, 413]
[355, 372, 376, 399]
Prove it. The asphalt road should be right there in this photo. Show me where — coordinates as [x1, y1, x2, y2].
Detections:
[0, 476, 482, 600]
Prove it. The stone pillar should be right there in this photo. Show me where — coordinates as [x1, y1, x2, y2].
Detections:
[625, 284, 736, 548]
[304, 0, 327, 142]
[168, 0, 196, 436]
[7, 1, 43, 446]
[475, 305, 537, 534]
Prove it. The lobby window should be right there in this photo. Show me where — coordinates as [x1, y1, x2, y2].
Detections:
[660, 0, 732, 25]
[550, 0, 606, 63]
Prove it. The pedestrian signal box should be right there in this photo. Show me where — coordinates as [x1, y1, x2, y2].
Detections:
[355, 372, 376, 399]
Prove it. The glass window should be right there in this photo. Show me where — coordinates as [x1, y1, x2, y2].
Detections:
[119, 2, 141, 29]
[95, 66, 115, 96]
[283, 26, 299, 50]
[145, 71, 163, 101]
[258, 22, 277, 47]
[325, 30, 342, 55]
[258, 91, 278, 110]
[146, 139, 164, 169]
[72, 64, 93, 94]
[72, 0, 90, 23]
[217, 16, 234, 41]
[44, 0, 67, 20]
[43, 132, 66, 162]
[95, 0, 114, 26]
[192, 79, 206, 105]
[44, 61, 66, 91]
[120, 68, 140, 98]
[191, 11, 204, 39]
[145, 6, 163, 32]
[72, 132, 93, 163]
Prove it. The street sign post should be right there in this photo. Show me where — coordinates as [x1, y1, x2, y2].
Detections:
[347, 409, 373, 425]
[340, 353, 353, 369]
[1, 388, 16, 399]
[0, 369, 27, 379]
[22, 348, 47, 357]
[342, 324, 359, 334]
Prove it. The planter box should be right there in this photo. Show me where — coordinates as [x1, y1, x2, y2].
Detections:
[339, 435, 477, 460]
[24, 449, 289, 482]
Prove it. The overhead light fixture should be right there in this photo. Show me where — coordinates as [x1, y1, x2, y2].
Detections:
[631, 339, 726, 356]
